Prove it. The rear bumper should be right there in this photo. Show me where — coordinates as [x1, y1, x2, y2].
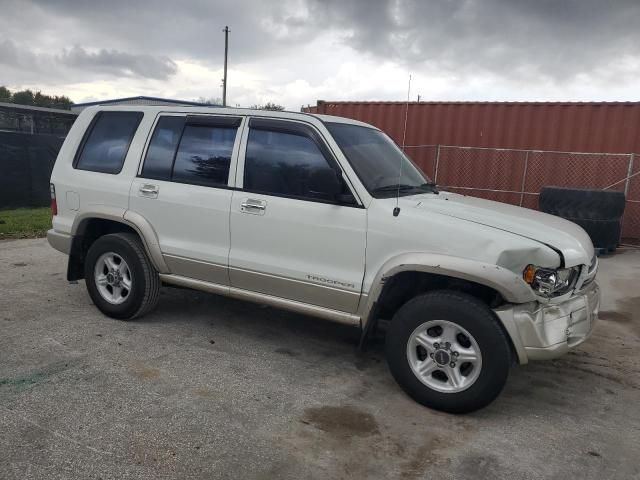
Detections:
[495, 281, 600, 364]
[47, 229, 72, 255]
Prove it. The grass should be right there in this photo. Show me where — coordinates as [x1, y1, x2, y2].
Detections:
[0, 207, 52, 239]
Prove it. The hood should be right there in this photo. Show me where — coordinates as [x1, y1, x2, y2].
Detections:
[409, 192, 594, 267]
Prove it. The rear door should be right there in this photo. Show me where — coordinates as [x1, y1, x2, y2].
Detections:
[228, 117, 366, 313]
[129, 113, 244, 285]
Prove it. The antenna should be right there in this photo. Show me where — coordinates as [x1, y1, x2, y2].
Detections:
[393, 74, 411, 217]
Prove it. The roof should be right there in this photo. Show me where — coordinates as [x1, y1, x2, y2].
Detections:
[0, 101, 77, 115]
[75, 104, 372, 128]
[71, 96, 214, 108]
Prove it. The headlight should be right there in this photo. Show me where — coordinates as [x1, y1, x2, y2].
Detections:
[523, 265, 580, 297]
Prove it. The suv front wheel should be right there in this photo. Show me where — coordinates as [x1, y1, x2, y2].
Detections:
[385, 290, 511, 413]
[84, 233, 160, 320]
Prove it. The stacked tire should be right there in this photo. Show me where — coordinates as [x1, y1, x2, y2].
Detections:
[539, 187, 626, 253]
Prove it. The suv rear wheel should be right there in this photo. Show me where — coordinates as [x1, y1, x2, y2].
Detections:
[385, 290, 511, 413]
[84, 233, 160, 320]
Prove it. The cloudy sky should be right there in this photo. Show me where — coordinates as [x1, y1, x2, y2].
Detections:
[1, 0, 639, 109]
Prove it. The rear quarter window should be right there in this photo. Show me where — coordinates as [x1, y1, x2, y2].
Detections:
[74, 111, 143, 174]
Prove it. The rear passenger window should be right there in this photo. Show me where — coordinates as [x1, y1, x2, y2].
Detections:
[75, 111, 143, 174]
[140, 115, 239, 187]
[141, 116, 185, 181]
[244, 128, 333, 199]
[172, 125, 236, 187]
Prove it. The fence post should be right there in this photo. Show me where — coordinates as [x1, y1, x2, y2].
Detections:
[625, 153, 635, 196]
[434, 145, 441, 183]
[519, 150, 529, 207]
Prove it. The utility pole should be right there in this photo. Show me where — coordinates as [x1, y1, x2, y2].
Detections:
[222, 26, 229, 107]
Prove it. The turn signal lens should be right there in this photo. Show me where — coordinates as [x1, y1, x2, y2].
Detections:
[523, 264, 536, 284]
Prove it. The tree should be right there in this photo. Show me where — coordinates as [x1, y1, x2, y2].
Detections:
[0, 86, 73, 109]
[0, 86, 11, 102]
[11, 89, 35, 106]
[196, 97, 222, 106]
[250, 102, 285, 111]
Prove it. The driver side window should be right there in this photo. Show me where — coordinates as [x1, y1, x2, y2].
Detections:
[244, 127, 333, 200]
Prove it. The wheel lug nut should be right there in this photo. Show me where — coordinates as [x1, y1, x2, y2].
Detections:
[452, 352, 459, 357]
[449, 362, 456, 368]
[445, 342, 450, 349]
[434, 343, 440, 349]
[430, 353, 434, 358]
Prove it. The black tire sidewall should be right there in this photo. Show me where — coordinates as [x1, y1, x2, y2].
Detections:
[84, 234, 148, 320]
[385, 291, 511, 413]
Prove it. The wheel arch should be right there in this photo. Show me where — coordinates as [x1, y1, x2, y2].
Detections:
[357, 253, 535, 353]
[67, 208, 168, 280]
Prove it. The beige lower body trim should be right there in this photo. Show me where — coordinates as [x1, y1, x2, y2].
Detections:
[160, 274, 361, 328]
[229, 266, 361, 313]
[163, 254, 228, 285]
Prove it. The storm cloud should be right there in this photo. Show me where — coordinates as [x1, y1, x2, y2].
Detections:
[0, 0, 638, 107]
[0, 41, 176, 80]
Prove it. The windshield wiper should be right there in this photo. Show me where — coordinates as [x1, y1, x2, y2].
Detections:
[372, 183, 416, 193]
[372, 182, 439, 195]
[420, 182, 439, 193]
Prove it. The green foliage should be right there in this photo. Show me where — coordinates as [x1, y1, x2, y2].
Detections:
[0, 86, 11, 102]
[196, 97, 222, 106]
[0, 86, 73, 109]
[0, 207, 52, 239]
[250, 102, 285, 111]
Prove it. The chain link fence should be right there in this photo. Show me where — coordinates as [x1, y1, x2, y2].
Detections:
[404, 144, 639, 241]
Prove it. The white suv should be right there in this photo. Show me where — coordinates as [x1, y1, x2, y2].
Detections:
[48, 106, 600, 413]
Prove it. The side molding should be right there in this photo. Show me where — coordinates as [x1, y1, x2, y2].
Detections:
[161, 274, 362, 327]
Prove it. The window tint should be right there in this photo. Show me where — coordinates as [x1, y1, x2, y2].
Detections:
[172, 125, 237, 187]
[141, 116, 185, 180]
[75, 111, 143, 174]
[244, 128, 335, 199]
[326, 122, 429, 198]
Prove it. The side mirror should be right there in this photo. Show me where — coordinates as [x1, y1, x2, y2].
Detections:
[308, 167, 342, 200]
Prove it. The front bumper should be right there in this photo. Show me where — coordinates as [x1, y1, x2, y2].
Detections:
[494, 281, 600, 364]
[47, 229, 72, 255]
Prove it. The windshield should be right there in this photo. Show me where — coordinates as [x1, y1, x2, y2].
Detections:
[326, 122, 434, 198]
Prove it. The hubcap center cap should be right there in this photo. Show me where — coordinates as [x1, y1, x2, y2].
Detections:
[106, 272, 115, 285]
[434, 349, 451, 366]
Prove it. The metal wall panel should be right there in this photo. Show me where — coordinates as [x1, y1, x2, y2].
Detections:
[305, 101, 640, 240]
[308, 101, 640, 154]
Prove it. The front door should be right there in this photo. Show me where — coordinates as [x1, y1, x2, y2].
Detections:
[228, 118, 366, 313]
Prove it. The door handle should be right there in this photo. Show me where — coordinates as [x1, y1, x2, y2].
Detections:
[241, 202, 265, 210]
[139, 184, 159, 198]
[240, 198, 267, 215]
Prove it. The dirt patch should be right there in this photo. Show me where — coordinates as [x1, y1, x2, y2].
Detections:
[130, 364, 161, 380]
[400, 435, 455, 478]
[12, 262, 27, 267]
[274, 347, 300, 357]
[302, 405, 379, 438]
[599, 310, 632, 323]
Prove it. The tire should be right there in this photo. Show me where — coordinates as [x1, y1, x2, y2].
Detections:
[564, 217, 621, 251]
[385, 291, 511, 413]
[84, 232, 160, 320]
[539, 187, 626, 221]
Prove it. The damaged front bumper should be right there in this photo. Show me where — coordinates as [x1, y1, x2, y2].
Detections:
[494, 281, 600, 364]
